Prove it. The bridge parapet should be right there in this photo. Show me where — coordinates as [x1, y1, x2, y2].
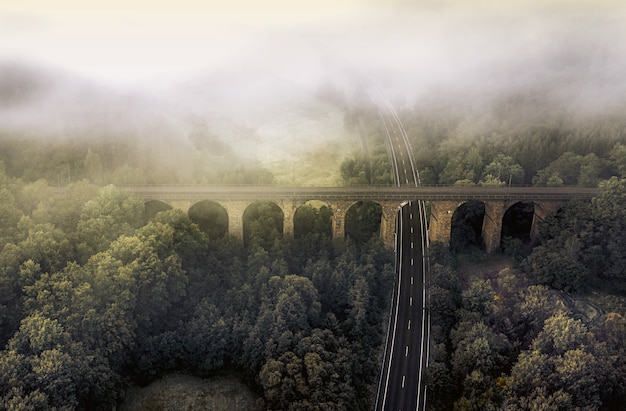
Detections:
[123, 185, 598, 202]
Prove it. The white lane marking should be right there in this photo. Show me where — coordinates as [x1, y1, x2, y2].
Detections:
[411, 241, 414, 249]
[411, 258, 414, 265]
[405, 178, 409, 184]
[408, 320, 411, 330]
[405, 346, 409, 357]
[379, 210, 403, 410]
[410, 213, 413, 219]
[402, 375, 406, 388]
[410, 297, 413, 306]
[411, 227, 413, 233]
[411, 276, 414, 285]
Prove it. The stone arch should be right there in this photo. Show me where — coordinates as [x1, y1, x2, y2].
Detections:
[500, 201, 535, 249]
[142, 200, 172, 224]
[344, 200, 383, 244]
[293, 200, 333, 239]
[450, 200, 486, 252]
[243, 201, 284, 247]
[188, 200, 229, 239]
[427, 200, 466, 245]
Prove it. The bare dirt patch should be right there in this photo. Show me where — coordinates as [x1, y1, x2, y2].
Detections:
[119, 373, 265, 411]
[455, 253, 517, 289]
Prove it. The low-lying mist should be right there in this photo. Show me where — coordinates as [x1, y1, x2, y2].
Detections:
[1, 1, 626, 185]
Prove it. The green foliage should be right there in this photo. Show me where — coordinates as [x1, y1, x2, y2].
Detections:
[450, 201, 485, 253]
[187, 200, 228, 239]
[243, 201, 284, 249]
[533, 152, 604, 187]
[0, 178, 394, 409]
[344, 201, 382, 245]
[76, 185, 144, 259]
[481, 154, 524, 186]
[293, 204, 332, 239]
[0, 132, 275, 186]
[503, 313, 613, 410]
[522, 177, 626, 293]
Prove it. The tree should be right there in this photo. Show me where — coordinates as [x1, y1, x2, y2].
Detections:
[609, 142, 626, 177]
[533, 152, 602, 187]
[481, 154, 524, 185]
[0, 187, 22, 247]
[75, 185, 144, 259]
[522, 245, 589, 292]
[84, 149, 104, 185]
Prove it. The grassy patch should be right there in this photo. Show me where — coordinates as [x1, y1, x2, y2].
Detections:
[120, 373, 265, 411]
[454, 252, 517, 289]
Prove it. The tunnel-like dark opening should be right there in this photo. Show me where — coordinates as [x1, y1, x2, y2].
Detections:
[450, 200, 485, 253]
[345, 201, 382, 245]
[294, 201, 332, 239]
[188, 200, 229, 239]
[501, 201, 535, 250]
[243, 201, 283, 248]
[142, 200, 172, 224]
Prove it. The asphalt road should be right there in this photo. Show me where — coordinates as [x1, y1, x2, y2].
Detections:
[372, 89, 430, 411]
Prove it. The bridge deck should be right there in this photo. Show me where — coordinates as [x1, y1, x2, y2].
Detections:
[122, 185, 598, 201]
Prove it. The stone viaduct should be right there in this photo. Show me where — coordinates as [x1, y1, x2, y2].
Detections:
[129, 185, 598, 253]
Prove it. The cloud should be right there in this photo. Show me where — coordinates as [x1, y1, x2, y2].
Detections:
[1, 1, 625, 119]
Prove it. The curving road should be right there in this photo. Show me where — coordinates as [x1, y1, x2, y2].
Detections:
[372, 88, 430, 411]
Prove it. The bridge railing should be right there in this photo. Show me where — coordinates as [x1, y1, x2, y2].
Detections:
[115, 185, 599, 201]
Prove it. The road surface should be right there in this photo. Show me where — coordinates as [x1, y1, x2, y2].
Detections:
[372, 89, 430, 411]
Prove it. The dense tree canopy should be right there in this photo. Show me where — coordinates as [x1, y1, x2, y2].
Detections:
[0, 170, 395, 410]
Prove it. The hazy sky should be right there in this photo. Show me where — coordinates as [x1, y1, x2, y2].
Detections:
[1, 0, 626, 116]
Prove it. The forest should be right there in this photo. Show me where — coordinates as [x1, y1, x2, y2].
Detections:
[0, 159, 397, 410]
[425, 178, 626, 410]
[1, 95, 626, 410]
[340, 95, 626, 188]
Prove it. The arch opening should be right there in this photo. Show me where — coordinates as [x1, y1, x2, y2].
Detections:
[345, 201, 382, 245]
[243, 201, 284, 248]
[188, 200, 229, 239]
[142, 200, 172, 224]
[501, 201, 535, 251]
[293, 200, 332, 239]
[450, 200, 485, 253]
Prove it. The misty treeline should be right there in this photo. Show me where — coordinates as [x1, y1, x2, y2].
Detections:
[0, 166, 394, 410]
[404, 98, 626, 187]
[340, 93, 626, 187]
[426, 177, 626, 410]
[0, 126, 274, 186]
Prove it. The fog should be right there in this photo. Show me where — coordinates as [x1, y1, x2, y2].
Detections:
[1, 1, 626, 171]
